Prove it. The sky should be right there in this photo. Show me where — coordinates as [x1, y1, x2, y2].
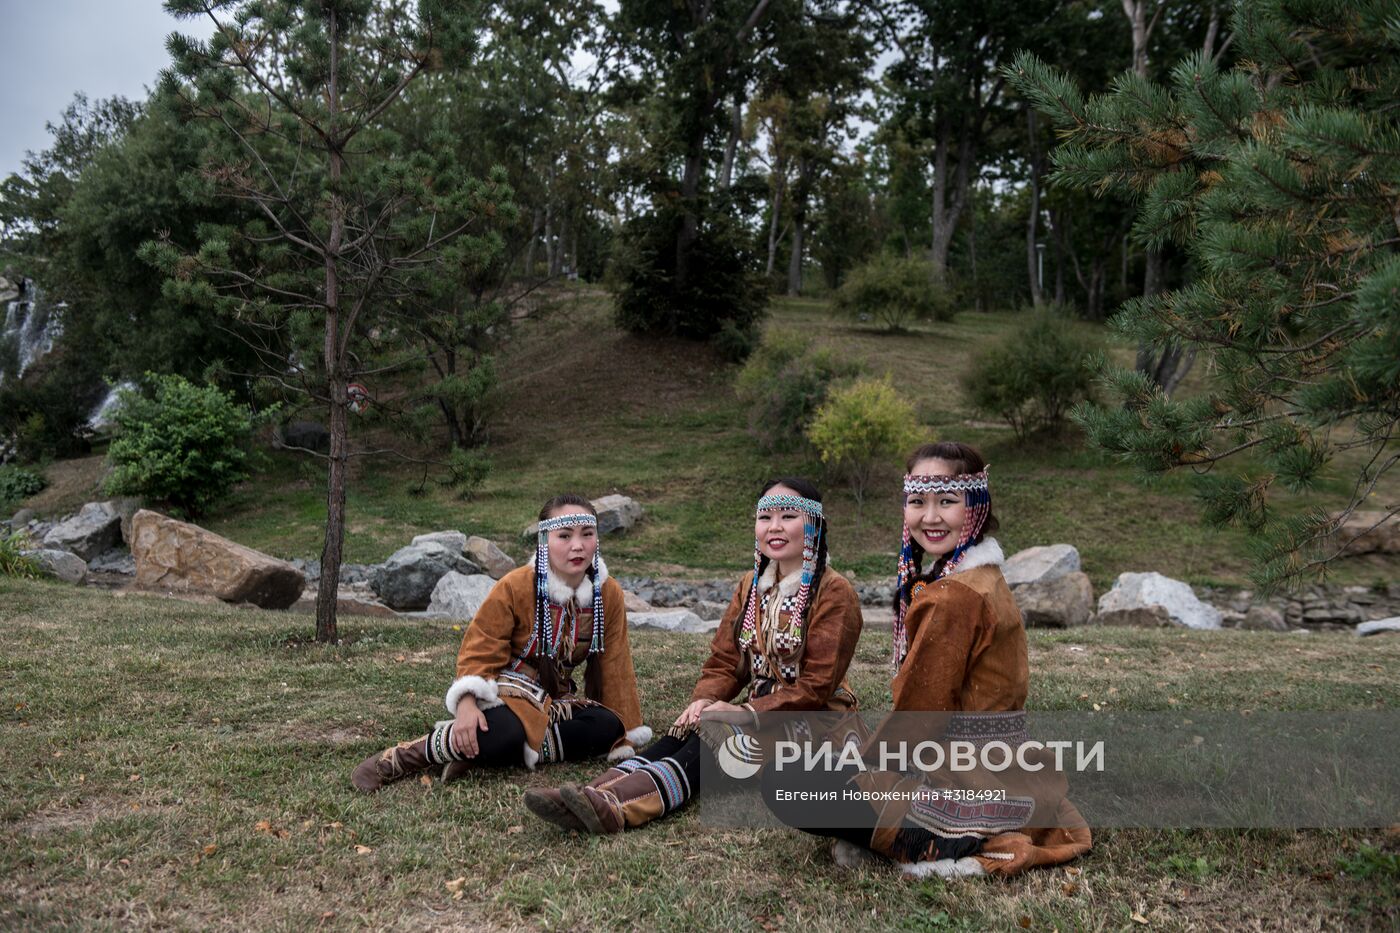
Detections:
[0, 1, 213, 180]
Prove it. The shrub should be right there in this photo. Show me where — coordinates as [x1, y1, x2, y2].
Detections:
[0, 530, 39, 579]
[0, 464, 47, 510]
[807, 376, 922, 507]
[446, 446, 492, 500]
[104, 373, 255, 517]
[835, 254, 956, 331]
[735, 332, 864, 450]
[963, 313, 1100, 440]
[612, 207, 768, 357]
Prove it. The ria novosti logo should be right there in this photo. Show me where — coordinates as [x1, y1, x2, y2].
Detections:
[717, 732, 764, 779]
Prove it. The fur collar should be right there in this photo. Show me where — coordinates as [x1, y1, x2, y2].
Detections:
[756, 562, 804, 597]
[950, 537, 1004, 574]
[547, 556, 608, 606]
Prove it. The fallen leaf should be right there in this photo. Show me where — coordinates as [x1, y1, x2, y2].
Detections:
[301, 820, 315, 830]
[1131, 911, 1149, 925]
[128, 774, 141, 782]
[1078, 694, 1089, 700]
[452, 625, 462, 631]
[1061, 882, 1080, 896]
[255, 820, 273, 834]
[1092, 703, 1102, 712]
[354, 844, 373, 855]
[444, 877, 467, 892]
[394, 655, 406, 662]
[419, 774, 433, 787]
[320, 911, 335, 921]
[1018, 917, 1032, 929]
[202, 844, 217, 856]
[276, 829, 290, 839]
[506, 825, 523, 835]
[130, 803, 140, 811]
[1065, 866, 1082, 878]
[53, 751, 63, 758]
[119, 858, 130, 867]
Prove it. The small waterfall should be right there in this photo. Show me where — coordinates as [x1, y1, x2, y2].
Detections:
[0, 277, 62, 385]
[88, 381, 136, 432]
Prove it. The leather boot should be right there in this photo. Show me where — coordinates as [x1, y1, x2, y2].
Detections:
[523, 766, 631, 833]
[350, 736, 432, 793]
[560, 768, 666, 834]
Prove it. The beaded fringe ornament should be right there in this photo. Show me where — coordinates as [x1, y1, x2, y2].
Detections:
[740, 493, 824, 652]
[892, 468, 991, 667]
[532, 512, 604, 661]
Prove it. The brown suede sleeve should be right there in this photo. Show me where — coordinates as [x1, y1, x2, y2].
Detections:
[689, 575, 753, 703]
[748, 572, 864, 712]
[590, 578, 645, 733]
[453, 567, 528, 678]
[890, 579, 993, 711]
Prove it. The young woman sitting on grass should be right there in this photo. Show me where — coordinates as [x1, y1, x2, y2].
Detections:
[351, 495, 650, 792]
[769, 442, 1092, 877]
[522, 477, 864, 834]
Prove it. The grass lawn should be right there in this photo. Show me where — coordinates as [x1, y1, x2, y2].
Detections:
[14, 287, 1398, 592]
[3, 579, 1398, 930]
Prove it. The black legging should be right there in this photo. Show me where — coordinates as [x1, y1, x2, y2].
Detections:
[454, 704, 623, 768]
[635, 731, 704, 793]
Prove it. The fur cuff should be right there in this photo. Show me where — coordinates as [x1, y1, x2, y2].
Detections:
[606, 742, 637, 762]
[954, 537, 1005, 574]
[625, 725, 653, 746]
[444, 674, 502, 714]
[899, 857, 986, 879]
[547, 556, 610, 606]
[522, 743, 540, 771]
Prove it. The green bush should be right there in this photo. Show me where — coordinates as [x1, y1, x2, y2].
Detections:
[0, 464, 47, 511]
[446, 446, 492, 500]
[835, 254, 956, 331]
[735, 332, 864, 450]
[962, 313, 1100, 440]
[807, 376, 922, 506]
[103, 374, 255, 517]
[612, 207, 768, 356]
[0, 530, 39, 579]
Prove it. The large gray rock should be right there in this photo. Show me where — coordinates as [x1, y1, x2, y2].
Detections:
[1240, 605, 1288, 632]
[425, 572, 498, 621]
[9, 507, 36, 527]
[1096, 572, 1222, 630]
[1015, 572, 1094, 627]
[629, 608, 717, 634]
[372, 541, 481, 611]
[522, 494, 645, 538]
[1356, 617, 1400, 637]
[1329, 510, 1400, 555]
[23, 548, 87, 584]
[466, 535, 516, 579]
[591, 494, 644, 535]
[1004, 544, 1081, 588]
[411, 530, 468, 554]
[622, 589, 653, 613]
[130, 510, 305, 609]
[88, 548, 135, 575]
[110, 498, 143, 545]
[291, 586, 398, 619]
[42, 501, 121, 560]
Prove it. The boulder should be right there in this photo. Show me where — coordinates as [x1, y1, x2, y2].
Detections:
[1356, 617, 1400, 637]
[622, 589, 653, 613]
[628, 609, 717, 634]
[523, 494, 644, 538]
[425, 572, 497, 621]
[466, 535, 516, 579]
[696, 599, 731, 620]
[9, 507, 35, 527]
[129, 510, 305, 609]
[1015, 572, 1094, 628]
[1003, 544, 1081, 588]
[410, 530, 468, 554]
[88, 548, 135, 575]
[591, 495, 644, 535]
[23, 548, 87, 584]
[372, 541, 481, 611]
[42, 501, 121, 560]
[1329, 510, 1400, 555]
[110, 498, 143, 545]
[291, 587, 398, 619]
[1240, 605, 1288, 632]
[278, 420, 330, 453]
[1095, 572, 1222, 630]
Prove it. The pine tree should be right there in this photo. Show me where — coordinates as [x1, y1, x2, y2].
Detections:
[1006, 0, 1400, 589]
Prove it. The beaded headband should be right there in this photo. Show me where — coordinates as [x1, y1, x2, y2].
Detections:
[538, 513, 598, 532]
[741, 491, 824, 653]
[756, 493, 823, 518]
[532, 509, 604, 661]
[893, 467, 992, 668]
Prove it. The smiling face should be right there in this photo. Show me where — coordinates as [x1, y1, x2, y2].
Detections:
[755, 483, 809, 571]
[544, 505, 598, 582]
[903, 457, 968, 558]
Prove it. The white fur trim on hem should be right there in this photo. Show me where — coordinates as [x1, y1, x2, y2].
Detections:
[625, 725, 653, 746]
[547, 556, 610, 606]
[952, 537, 1005, 574]
[606, 743, 637, 762]
[522, 743, 540, 771]
[444, 674, 502, 714]
[899, 857, 986, 879]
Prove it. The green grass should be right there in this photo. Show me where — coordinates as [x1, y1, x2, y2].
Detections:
[3, 578, 1398, 930]
[15, 287, 1399, 590]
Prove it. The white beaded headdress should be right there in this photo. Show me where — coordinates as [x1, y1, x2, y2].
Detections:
[533, 511, 604, 659]
[740, 493, 824, 651]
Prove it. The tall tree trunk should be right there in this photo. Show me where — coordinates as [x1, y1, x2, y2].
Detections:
[1025, 109, 1044, 308]
[968, 184, 980, 311]
[1051, 208, 1066, 305]
[544, 163, 557, 277]
[719, 92, 744, 193]
[316, 8, 345, 644]
[765, 180, 784, 279]
[523, 208, 542, 279]
[786, 208, 805, 296]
